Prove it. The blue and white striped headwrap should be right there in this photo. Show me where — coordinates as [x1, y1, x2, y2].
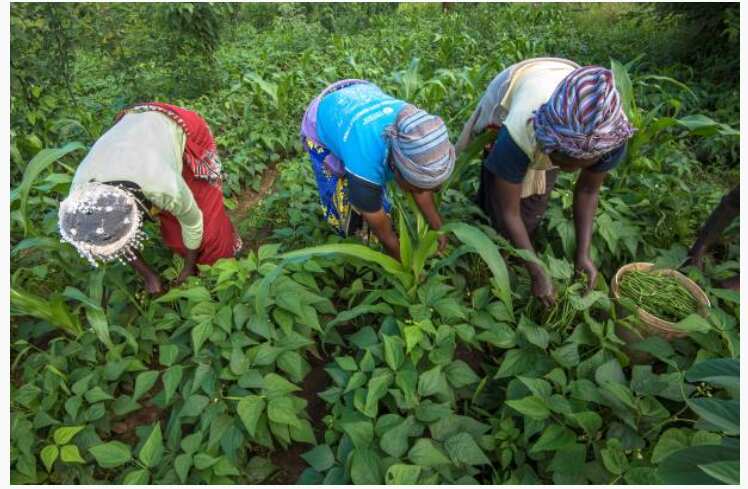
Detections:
[385, 105, 455, 189]
[533, 66, 634, 160]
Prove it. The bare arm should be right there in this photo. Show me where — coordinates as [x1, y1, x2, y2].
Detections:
[130, 251, 165, 295]
[492, 176, 555, 304]
[176, 248, 200, 285]
[573, 169, 606, 289]
[361, 209, 401, 261]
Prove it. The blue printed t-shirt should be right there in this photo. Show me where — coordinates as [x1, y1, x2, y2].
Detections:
[317, 83, 407, 212]
[484, 126, 627, 184]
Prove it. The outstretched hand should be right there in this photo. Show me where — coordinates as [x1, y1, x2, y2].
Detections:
[531, 271, 556, 307]
[575, 255, 598, 294]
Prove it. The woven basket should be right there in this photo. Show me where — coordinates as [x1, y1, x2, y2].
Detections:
[611, 262, 711, 342]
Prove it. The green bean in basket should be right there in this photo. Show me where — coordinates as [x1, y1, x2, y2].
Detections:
[619, 270, 698, 322]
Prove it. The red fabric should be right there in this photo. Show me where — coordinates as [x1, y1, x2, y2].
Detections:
[114, 102, 239, 265]
[159, 162, 240, 265]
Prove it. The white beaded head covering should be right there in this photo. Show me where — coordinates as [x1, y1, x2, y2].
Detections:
[58, 182, 148, 267]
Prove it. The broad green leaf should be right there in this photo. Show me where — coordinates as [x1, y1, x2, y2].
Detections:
[386, 464, 422, 485]
[53, 425, 85, 445]
[350, 448, 383, 484]
[122, 469, 149, 484]
[40, 445, 58, 472]
[408, 438, 451, 466]
[138, 423, 163, 468]
[595, 359, 626, 386]
[263, 373, 301, 399]
[444, 432, 490, 466]
[194, 452, 220, 470]
[301, 444, 335, 472]
[162, 365, 183, 405]
[84, 386, 113, 403]
[281, 244, 411, 287]
[658, 445, 738, 485]
[672, 314, 711, 334]
[530, 424, 575, 453]
[289, 419, 316, 444]
[155, 286, 211, 303]
[365, 372, 393, 416]
[180, 395, 209, 418]
[505, 395, 550, 420]
[698, 460, 740, 485]
[383, 335, 405, 371]
[174, 454, 192, 483]
[445, 223, 513, 316]
[17, 141, 86, 235]
[159, 345, 179, 367]
[687, 398, 739, 435]
[601, 439, 628, 475]
[445, 360, 480, 388]
[60, 444, 85, 463]
[379, 416, 412, 458]
[570, 411, 602, 437]
[267, 397, 300, 428]
[191, 321, 213, 355]
[651, 428, 689, 464]
[89, 441, 132, 468]
[133, 370, 159, 402]
[335, 356, 358, 372]
[686, 358, 739, 392]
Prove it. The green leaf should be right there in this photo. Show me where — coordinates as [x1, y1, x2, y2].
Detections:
[133, 370, 159, 402]
[267, 397, 300, 428]
[408, 438, 451, 466]
[417, 365, 449, 398]
[530, 424, 575, 453]
[180, 394, 209, 418]
[445, 360, 480, 388]
[301, 444, 335, 472]
[505, 395, 550, 420]
[84, 386, 113, 403]
[518, 318, 549, 349]
[263, 373, 301, 399]
[379, 416, 412, 458]
[350, 448, 383, 484]
[159, 345, 179, 367]
[335, 356, 358, 372]
[658, 445, 738, 485]
[60, 444, 86, 463]
[89, 441, 132, 468]
[686, 358, 739, 392]
[383, 335, 405, 371]
[365, 372, 393, 416]
[289, 419, 316, 444]
[162, 365, 183, 405]
[17, 141, 86, 235]
[595, 359, 626, 386]
[651, 428, 690, 464]
[281, 244, 411, 288]
[40, 445, 58, 472]
[122, 469, 149, 484]
[445, 223, 513, 316]
[444, 432, 490, 466]
[570, 411, 602, 437]
[687, 398, 739, 435]
[53, 425, 85, 445]
[194, 452, 220, 470]
[698, 460, 740, 485]
[601, 439, 628, 475]
[385, 464, 422, 485]
[174, 454, 192, 483]
[155, 286, 211, 303]
[672, 314, 712, 334]
[340, 412, 374, 449]
[237, 396, 266, 437]
[138, 423, 163, 468]
[191, 321, 213, 355]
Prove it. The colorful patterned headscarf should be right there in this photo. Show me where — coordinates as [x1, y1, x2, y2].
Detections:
[533, 66, 634, 160]
[386, 105, 456, 189]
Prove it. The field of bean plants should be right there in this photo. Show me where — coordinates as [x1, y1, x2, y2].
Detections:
[9, 3, 740, 485]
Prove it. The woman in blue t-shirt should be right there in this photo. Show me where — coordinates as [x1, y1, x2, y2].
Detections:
[300, 80, 456, 260]
[456, 60, 634, 305]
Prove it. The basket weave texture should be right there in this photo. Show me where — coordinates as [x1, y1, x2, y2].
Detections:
[611, 262, 711, 341]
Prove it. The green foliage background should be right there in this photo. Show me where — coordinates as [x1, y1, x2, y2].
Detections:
[10, 2, 740, 485]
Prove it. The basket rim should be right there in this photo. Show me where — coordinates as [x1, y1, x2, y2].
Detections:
[611, 262, 711, 335]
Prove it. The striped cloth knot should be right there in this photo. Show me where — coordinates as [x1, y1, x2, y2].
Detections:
[533, 66, 634, 160]
[385, 104, 455, 189]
